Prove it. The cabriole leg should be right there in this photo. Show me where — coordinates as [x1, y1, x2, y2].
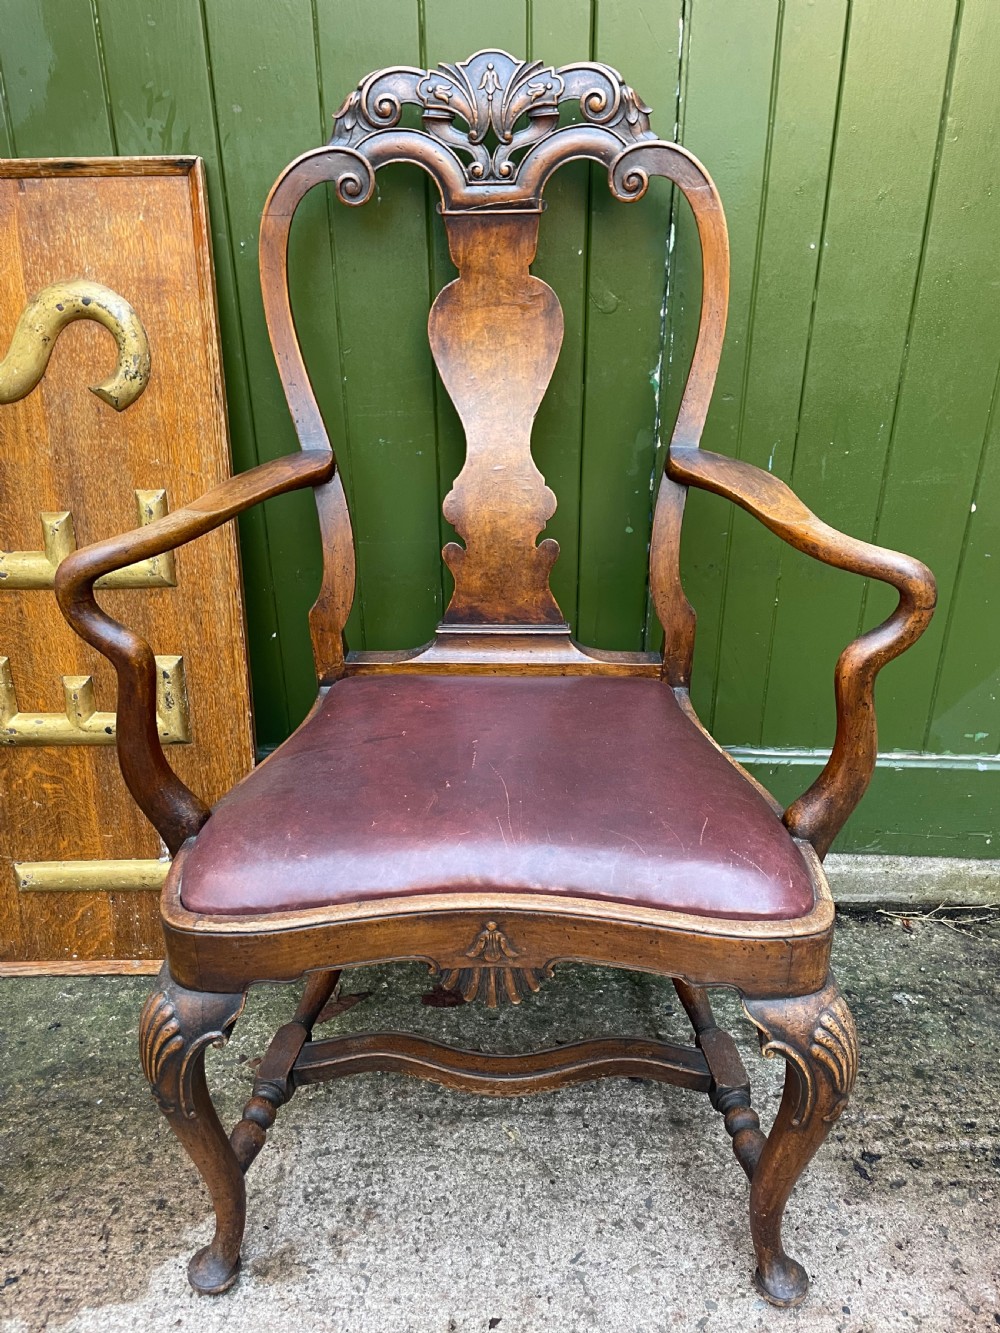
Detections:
[139, 965, 247, 1294]
[742, 976, 858, 1307]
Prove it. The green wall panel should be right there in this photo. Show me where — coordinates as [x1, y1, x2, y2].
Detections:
[2, 0, 996, 856]
[701, 0, 848, 741]
[527, 0, 592, 623]
[669, 0, 785, 716]
[315, 1, 445, 656]
[0, 0, 114, 156]
[869, 0, 1000, 757]
[761, 0, 957, 750]
[576, 0, 680, 649]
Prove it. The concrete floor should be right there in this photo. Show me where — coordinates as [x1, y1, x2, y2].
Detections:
[0, 911, 997, 1332]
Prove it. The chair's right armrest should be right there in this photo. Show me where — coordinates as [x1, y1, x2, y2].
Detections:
[54, 449, 335, 852]
[668, 445, 937, 856]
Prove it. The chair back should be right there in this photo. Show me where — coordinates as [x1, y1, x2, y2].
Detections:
[259, 50, 730, 681]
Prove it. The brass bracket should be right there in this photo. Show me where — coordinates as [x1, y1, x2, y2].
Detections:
[0, 490, 176, 590]
[15, 859, 170, 892]
[0, 654, 190, 745]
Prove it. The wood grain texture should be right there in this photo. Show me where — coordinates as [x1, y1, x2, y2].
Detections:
[0, 958, 162, 976]
[0, 159, 253, 962]
[292, 1031, 713, 1095]
[432, 212, 564, 625]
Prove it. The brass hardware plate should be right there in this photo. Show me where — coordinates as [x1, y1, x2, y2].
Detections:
[0, 654, 190, 745]
[0, 490, 176, 589]
[0, 277, 151, 411]
[15, 859, 170, 892]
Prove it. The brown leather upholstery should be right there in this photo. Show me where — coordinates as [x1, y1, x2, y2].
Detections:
[178, 675, 815, 920]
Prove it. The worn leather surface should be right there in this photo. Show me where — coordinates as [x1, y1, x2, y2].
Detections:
[178, 675, 815, 919]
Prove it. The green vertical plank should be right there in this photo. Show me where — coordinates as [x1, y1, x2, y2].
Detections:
[0, 0, 113, 155]
[315, 0, 444, 651]
[95, 0, 287, 744]
[201, 0, 342, 733]
[760, 0, 957, 748]
[422, 9, 530, 82]
[708, 0, 848, 743]
[663, 0, 782, 718]
[862, 0, 1000, 750]
[577, 0, 681, 649]
[527, 2, 593, 622]
[421, 4, 529, 600]
[0, 53, 14, 155]
[926, 385, 1000, 754]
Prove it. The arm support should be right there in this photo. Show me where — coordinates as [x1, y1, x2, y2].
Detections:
[54, 450, 335, 854]
[668, 445, 937, 858]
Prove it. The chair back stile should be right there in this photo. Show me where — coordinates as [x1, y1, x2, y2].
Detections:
[257, 50, 729, 682]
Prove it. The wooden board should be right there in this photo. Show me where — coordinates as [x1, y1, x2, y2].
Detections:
[0, 157, 254, 963]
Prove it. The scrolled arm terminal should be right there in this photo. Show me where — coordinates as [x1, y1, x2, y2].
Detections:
[667, 445, 937, 858]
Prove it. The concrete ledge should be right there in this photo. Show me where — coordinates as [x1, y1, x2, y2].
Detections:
[825, 853, 1000, 907]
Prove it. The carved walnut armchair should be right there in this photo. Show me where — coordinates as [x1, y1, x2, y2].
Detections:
[55, 51, 936, 1306]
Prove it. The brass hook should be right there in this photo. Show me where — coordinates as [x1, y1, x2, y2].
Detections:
[0, 278, 151, 411]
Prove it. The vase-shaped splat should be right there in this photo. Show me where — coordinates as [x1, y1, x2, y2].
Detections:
[429, 210, 565, 625]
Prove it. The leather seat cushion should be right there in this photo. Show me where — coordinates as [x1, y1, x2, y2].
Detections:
[178, 674, 815, 920]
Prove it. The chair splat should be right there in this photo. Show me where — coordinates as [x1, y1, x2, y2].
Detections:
[430, 210, 565, 626]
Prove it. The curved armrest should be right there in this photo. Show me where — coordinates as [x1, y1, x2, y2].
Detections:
[668, 445, 937, 858]
[54, 450, 335, 853]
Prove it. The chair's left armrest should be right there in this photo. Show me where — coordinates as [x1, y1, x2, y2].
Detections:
[55, 449, 335, 852]
[668, 445, 937, 857]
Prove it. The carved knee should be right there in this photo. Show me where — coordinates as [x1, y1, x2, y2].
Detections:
[745, 978, 858, 1128]
[139, 966, 248, 1294]
[741, 976, 858, 1307]
[139, 967, 246, 1118]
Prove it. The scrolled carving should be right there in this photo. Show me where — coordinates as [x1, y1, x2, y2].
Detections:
[806, 999, 859, 1121]
[330, 148, 376, 207]
[329, 49, 655, 205]
[559, 62, 651, 135]
[139, 976, 245, 1119]
[743, 980, 858, 1127]
[140, 990, 184, 1103]
[609, 153, 651, 203]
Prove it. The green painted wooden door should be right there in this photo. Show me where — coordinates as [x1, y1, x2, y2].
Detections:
[2, 0, 996, 856]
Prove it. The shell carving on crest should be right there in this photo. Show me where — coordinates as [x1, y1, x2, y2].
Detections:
[331, 48, 654, 192]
